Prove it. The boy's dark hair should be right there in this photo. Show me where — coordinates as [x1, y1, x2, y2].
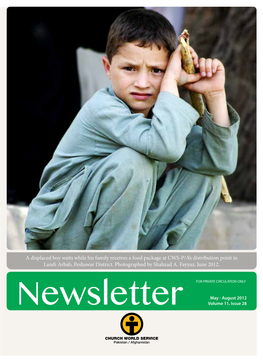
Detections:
[106, 8, 177, 63]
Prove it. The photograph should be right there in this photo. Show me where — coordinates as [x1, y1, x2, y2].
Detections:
[7, 7, 256, 251]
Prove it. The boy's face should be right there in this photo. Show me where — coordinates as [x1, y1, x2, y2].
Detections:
[103, 42, 169, 117]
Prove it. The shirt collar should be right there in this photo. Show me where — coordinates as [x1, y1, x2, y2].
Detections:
[109, 84, 115, 97]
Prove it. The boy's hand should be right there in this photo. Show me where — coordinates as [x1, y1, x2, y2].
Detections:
[161, 45, 202, 94]
[183, 57, 226, 98]
[160, 44, 226, 101]
[160, 44, 230, 127]
[184, 57, 230, 127]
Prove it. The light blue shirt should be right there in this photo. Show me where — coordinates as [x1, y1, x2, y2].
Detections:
[25, 86, 240, 244]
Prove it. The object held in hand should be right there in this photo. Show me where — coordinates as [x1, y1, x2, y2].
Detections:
[179, 29, 232, 204]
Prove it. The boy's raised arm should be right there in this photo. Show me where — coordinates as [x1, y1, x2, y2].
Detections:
[161, 44, 231, 128]
[87, 89, 199, 163]
[184, 57, 231, 127]
[160, 45, 201, 98]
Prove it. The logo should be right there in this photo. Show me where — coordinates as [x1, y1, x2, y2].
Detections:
[120, 313, 143, 336]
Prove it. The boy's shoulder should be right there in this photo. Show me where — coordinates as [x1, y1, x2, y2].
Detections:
[84, 87, 109, 108]
[85, 86, 129, 114]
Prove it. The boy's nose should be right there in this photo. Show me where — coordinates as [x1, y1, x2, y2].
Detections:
[134, 72, 150, 88]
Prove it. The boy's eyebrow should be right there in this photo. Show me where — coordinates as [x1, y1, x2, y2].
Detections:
[119, 60, 167, 68]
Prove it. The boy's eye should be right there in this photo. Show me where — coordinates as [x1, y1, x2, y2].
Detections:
[152, 68, 164, 74]
[124, 67, 135, 71]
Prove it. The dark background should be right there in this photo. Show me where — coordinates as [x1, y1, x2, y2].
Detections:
[7, 7, 256, 205]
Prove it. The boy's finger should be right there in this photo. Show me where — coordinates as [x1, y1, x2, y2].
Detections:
[212, 59, 222, 73]
[187, 73, 202, 83]
[205, 58, 213, 77]
[193, 54, 199, 67]
[199, 58, 206, 77]
[170, 44, 182, 61]
[183, 83, 196, 92]
[189, 46, 197, 57]
[175, 44, 182, 53]
[189, 46, 199, 66]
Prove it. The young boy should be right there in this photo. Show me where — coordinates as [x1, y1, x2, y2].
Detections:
[25, 9, 239, 250]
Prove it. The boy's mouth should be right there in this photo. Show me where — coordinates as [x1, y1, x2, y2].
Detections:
[131, 92, 152, 101]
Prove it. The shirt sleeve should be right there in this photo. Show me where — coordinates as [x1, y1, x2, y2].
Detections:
[87, 91, 200, 163]
[176, 103, 240, 176]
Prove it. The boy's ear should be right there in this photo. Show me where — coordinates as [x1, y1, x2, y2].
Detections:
[102, 56, 111, 79]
